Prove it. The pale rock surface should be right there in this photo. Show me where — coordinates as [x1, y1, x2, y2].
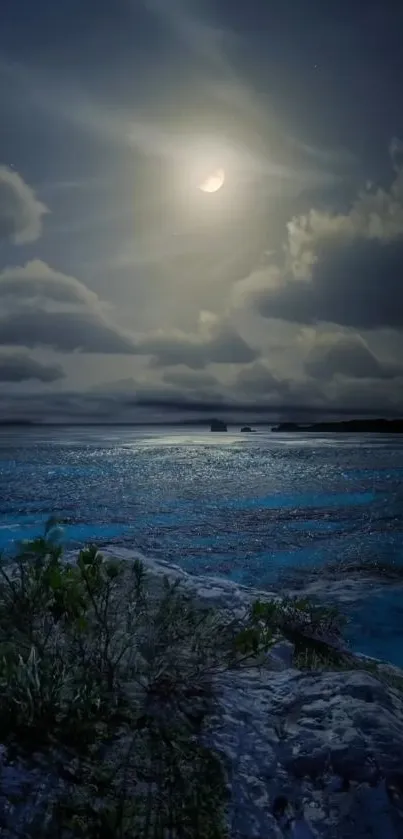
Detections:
[206, 667, 403, 837]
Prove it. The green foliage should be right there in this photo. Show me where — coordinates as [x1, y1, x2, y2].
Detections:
[229, 600, 275, 664]
[0, 519, 363, 837]
[231, 595, 349, 669]
[238, 596, 403, 686]
[0, 645, 65, 736]
[0, 522, 229, 838]
[53, 728, 227, 839]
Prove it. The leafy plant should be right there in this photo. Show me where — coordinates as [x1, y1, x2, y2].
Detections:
[229, 595, 349, 669]
[1, 520, 371, 839]
[0, 523, 230, 838]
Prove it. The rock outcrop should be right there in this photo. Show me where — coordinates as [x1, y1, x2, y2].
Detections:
[208, 666, 403, 838]
[110, 550, 403, 838]
[2, 548, 403, 839]
[210, 419, 228, 432]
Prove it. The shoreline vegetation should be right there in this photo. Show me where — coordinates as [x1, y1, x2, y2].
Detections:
[1, 523, 403, 836]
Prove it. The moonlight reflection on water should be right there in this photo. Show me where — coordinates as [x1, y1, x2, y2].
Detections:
[1, 427, 403, 665]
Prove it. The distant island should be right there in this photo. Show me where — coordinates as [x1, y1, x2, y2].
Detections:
[272, 419, 403, 433]
[210, 419, 228, 432]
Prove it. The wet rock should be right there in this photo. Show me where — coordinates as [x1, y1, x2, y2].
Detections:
[210, 419, 228, 432]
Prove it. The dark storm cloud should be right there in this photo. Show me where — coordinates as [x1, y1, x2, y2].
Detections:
[0, 257, 144, 355]
[0, 351, 64, 382]
[246, 145, 403, 331]
[0, 309, 137, 354]
[0, 166, 47, 244]
[0, 386, 232, 424]
[253, 236, 403, 330]
[0, 259, 137, 355]
[390, 137, 403, 172]
[88, 371, 325, 416]
[305, 334, 403, 380]
[236, 362, 290, 397]
[0, 261, 99, 307]
[162, 368, 218, 389]
[89, 377, 225, 410]
[235, 361, 327, 409]
[116, 392, 229, 413]
[139, 320, 259, 368]
[0, 261, 258, 363]
[4, 381, 401, 425]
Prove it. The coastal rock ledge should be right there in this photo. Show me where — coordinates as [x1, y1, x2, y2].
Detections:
[110, 551, 403, 839]
[1, 548, 403, 839]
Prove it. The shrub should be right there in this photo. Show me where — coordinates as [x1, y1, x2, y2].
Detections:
[0, 521, 356, 837]
[0, 525, 232, 837]
[240, 596, 349, 668]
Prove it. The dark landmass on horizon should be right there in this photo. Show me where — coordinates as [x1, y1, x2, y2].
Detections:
[272, 419, 403, 433]
[1, 417, 403, 432]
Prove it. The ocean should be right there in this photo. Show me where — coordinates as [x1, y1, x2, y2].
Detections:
[1, 426, 403, 666]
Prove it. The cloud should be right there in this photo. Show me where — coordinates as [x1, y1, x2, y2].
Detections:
[162, 367, 218, 389]
[0, 259, 137, 354]
[137, 312, 258, 368]
[0, 166, 48, 245]
[0, 260, 99, 308]
[246, 143, 403, 331]
[0, 309, 137, 354]
[253, 237, 403, 330]
[390, 137, 403, 172]
[235, 361, 326, 409]
[0, 388, 230, 424]
[0, 351, 64, 383]
[235, 362, 290, 397]
[2, 354, 403, 423]
[5, 376, 401, 424]
[0, 264, 256, 362]
[304, 333, 403, 380]
[323, 375, 403, 418]
[91, 384, 230, 414]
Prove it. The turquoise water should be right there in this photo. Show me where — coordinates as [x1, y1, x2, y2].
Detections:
[1, 426, 403, 665]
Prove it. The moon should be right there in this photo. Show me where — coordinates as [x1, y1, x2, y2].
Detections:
[198, 168, 225, 193]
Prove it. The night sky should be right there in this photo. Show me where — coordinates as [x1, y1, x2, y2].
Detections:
[1, 0, 403, 422]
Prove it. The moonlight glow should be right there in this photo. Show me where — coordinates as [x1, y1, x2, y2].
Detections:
[198, 168, 225, 193]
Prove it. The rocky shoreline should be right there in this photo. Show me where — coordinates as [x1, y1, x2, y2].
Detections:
[1, 547, 403, 838]
[93, 550, 403, 836]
